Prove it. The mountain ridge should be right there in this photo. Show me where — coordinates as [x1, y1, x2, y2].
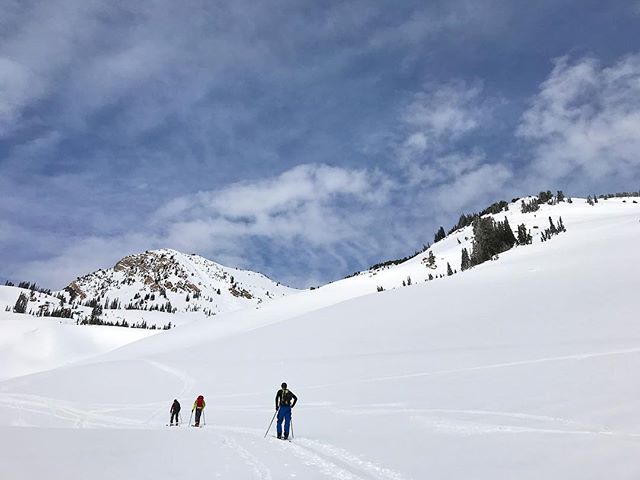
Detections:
[61, 248, 298, 316]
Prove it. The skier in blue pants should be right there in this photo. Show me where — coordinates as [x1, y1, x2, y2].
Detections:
[275, 382, 298, 439]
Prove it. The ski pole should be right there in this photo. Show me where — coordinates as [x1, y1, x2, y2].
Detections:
[203, 410, 206, 426]
[189, 410, 193, 427]
[264, 408, 278, 438]
[290, 415, 294, 439]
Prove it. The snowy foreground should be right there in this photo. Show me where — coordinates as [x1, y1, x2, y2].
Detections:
[1, 199, 639, 479]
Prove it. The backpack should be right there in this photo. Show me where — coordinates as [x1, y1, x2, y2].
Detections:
[196, 395, 204, 408]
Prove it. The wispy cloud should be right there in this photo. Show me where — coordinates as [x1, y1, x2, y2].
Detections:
[155, 163, 393, 250]
[518, 54, 640, 190]
[392, 80, 512, 215]
[399, 81, 485, 158]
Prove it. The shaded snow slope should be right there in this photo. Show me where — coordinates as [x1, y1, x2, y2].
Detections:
[0, 197, 638, 479]
[0, 311, 155, 381]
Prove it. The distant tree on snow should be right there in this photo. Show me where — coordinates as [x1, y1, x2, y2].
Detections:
[517, 224, 532, 245]
[13, 293, 28, 314]
[460, 248, 471, 271]
[425, 251, 436, 268]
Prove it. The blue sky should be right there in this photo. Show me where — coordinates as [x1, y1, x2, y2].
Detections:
[1, 0, 639, 289]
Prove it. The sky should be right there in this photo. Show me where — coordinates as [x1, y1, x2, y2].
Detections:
[1, 0, 640, 289]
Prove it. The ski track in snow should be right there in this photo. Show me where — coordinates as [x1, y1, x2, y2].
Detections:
[303, 346, 640, 390]
[144, 359, 195, 424]
[411, 414, 640, 439]
[336, 406, 588, 427]
[0, 393, 146, 428]
[145, 359, 195, 397]
[334, 407, 640, 440]
[218, 432, 273, 480]
[293, 437, 409, 480]
[212, 425, 409, 480]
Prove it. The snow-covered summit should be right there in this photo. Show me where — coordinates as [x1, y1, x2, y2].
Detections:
[62, 248, 298, 316]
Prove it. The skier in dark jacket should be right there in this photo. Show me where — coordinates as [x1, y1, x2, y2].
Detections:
[275, 382, 297, 439]
[170, 399, 181, 426]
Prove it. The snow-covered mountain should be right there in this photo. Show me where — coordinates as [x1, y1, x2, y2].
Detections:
[0, 249, 299, 334]
[63, 248, 296, 315]
[0, 194, 639, 479]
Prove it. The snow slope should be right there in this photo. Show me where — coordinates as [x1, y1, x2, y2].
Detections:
[0, 197, 639, 479]
[0, 310, 155, 381]
[325, 196, 638, 294]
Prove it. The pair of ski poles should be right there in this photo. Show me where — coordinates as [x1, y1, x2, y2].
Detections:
[264, 408, 294, 439]
[188, 409, 206, 427]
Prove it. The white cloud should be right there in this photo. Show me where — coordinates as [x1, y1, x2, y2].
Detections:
[155, 164, 392, 250]
[518, 54, 640, 187]
[394, 80, 499, 199]
[431, 163, 513, 214]
[399, 81, 485, 159]
[392, 80, 511, 215]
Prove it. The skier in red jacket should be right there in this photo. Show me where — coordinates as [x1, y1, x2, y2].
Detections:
[192, 395, 206, 427]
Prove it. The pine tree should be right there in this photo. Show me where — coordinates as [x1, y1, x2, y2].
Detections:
[537, 190, 553, 204]
[501, 217, 517, 246]
[91, 305, 102, 322]
[13, 293, 28, 314]
[517, 224, 532, 245]
[460, 248, 471, 271]
[521, 199, 540, 213]
[425, 250, 436, 268]
[447, 262, 453, 276]
[434, 226, 446, 243]
[556, 190, 565, 202]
